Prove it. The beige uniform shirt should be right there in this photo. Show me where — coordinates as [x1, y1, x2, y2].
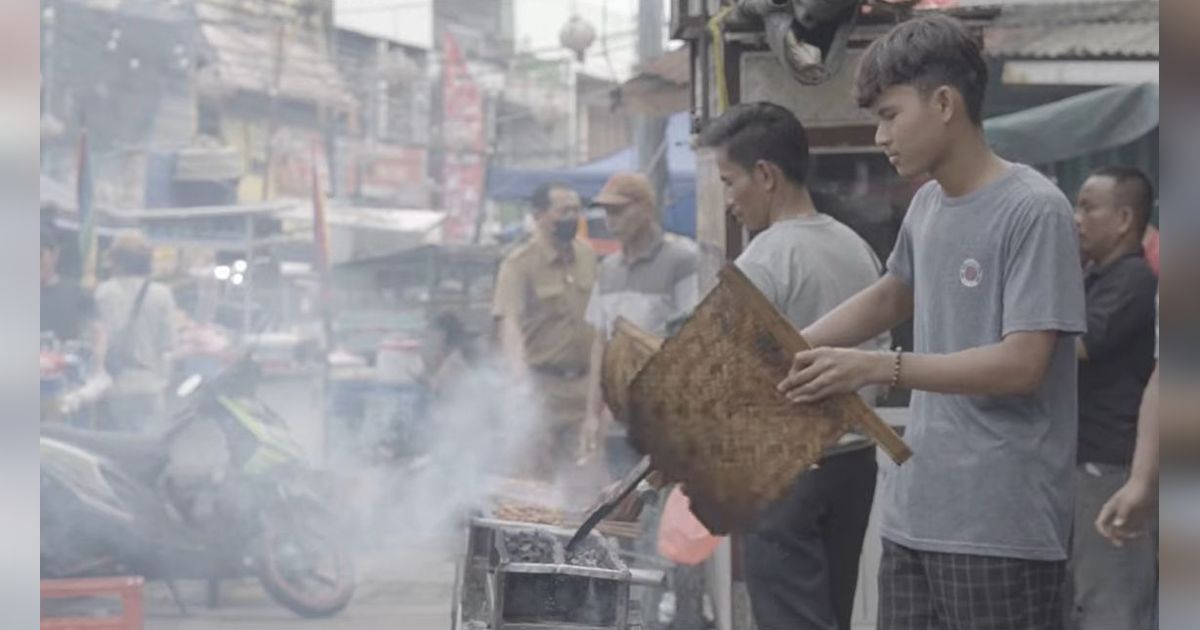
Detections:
[492, 236, 596, 374]
[493, 236, 596, 451]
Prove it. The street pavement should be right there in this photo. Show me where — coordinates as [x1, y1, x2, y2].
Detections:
[144, 532, 459, 630]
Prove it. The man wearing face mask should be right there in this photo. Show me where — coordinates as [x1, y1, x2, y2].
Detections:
[492, 182, 597, 481]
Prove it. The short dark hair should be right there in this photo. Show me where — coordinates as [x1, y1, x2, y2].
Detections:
[1090, 166, 1155, 236]
[529, 181, 575, 214]
[695, 102, 810, 185]
[855, 14, 989, 124]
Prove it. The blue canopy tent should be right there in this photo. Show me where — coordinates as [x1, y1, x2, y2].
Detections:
[486, 112, 698, 238]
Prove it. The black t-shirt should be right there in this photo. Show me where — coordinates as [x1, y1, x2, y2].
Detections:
[1077, 251, 1158, 465]
[40, 279, 93, 343]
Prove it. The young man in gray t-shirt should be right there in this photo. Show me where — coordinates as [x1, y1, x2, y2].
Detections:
[698, 101, 888, 630]
[778, 15, 1086, 630]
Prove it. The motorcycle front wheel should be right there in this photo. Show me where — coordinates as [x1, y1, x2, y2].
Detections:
[256, 511, 356, 618]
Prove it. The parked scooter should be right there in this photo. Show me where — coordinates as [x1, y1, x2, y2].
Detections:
[40, 352, 356, 618]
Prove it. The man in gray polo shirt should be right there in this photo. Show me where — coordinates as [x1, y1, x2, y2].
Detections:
[581, 171, 702, 629]
[580, 171, 700, 469]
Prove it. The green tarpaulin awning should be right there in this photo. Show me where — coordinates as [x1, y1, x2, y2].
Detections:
[984, 82, 1159, 166]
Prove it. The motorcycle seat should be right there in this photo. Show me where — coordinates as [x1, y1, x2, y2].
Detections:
[41, 424, 169, 482]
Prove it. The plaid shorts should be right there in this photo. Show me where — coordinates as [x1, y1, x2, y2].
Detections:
[878, 539, 1067, 630]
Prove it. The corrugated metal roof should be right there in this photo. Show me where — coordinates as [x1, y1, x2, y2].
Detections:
[617, 48, 690, 116]
[990, 0, 1158, 27]
[633, 48, 690, 86]
[985, 1, 1159, 59]
[195, 1, 354, 108]
[959, 0, 1146, 5]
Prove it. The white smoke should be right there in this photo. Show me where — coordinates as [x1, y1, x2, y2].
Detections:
[331, 352, 585, 545]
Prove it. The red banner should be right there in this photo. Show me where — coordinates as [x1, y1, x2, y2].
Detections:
[440, 32, 487, 243]
[441, 153, 486, 243]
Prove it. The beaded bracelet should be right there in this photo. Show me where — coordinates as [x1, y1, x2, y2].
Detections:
[890, 348, 903, 389]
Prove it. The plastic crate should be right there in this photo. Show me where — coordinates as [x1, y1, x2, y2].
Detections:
[41, 576, 144, 630]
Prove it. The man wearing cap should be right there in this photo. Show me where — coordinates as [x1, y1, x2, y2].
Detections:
[580, 172, 701, 472]
[94, 230, 177, 432]
[492, 182, 597, 481]
[581, 171, 703, 629]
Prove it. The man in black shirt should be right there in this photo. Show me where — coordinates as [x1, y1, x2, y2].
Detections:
[41, 230, 94, 344]
[1070, 166, 1158, 629]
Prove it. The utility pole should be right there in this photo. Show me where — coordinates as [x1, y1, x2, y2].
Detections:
[635, 0, 668, 206]
[261, 20, 287, 200]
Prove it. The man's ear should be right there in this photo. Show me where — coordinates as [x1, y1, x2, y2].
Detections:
[755, 160, 776, 191]
[1118, 205, 1137, 235]
[933, 85, 955, 124]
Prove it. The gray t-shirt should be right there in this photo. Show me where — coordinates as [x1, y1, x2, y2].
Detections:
[882, 164, 1086, 561]
[736, 214, 891, 449]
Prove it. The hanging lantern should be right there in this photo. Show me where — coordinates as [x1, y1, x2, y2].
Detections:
[558, 14, 596, 62]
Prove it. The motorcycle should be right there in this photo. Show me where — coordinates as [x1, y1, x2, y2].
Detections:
[40, 352, 357, 618]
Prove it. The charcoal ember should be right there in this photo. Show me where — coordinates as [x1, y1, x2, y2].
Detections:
[566, 545, 605, 568]
[504, 530, 556, 563]
[565, 538, 613, 569]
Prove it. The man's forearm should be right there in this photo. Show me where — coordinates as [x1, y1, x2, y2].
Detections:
[802, 274, 913, 349]
[1129, 365, 1159, 485]
[88, 321, 107, 372]
[894, 338, 1053, 397]
[585, 335, 606, 417]
[498, 317, 528, 374]
[808, 331, 1057, 398]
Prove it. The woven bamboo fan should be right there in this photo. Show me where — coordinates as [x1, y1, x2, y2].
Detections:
[625, 264, 911, 534]
[601, 317, 664, 422]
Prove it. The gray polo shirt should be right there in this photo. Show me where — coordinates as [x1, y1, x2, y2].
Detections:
[882, 164, 1086, 561]
[735, 214, 890, 453]
[585, 230, 701, 340]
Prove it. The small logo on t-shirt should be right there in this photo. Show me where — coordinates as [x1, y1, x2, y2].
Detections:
[959, 258, 982, 288]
